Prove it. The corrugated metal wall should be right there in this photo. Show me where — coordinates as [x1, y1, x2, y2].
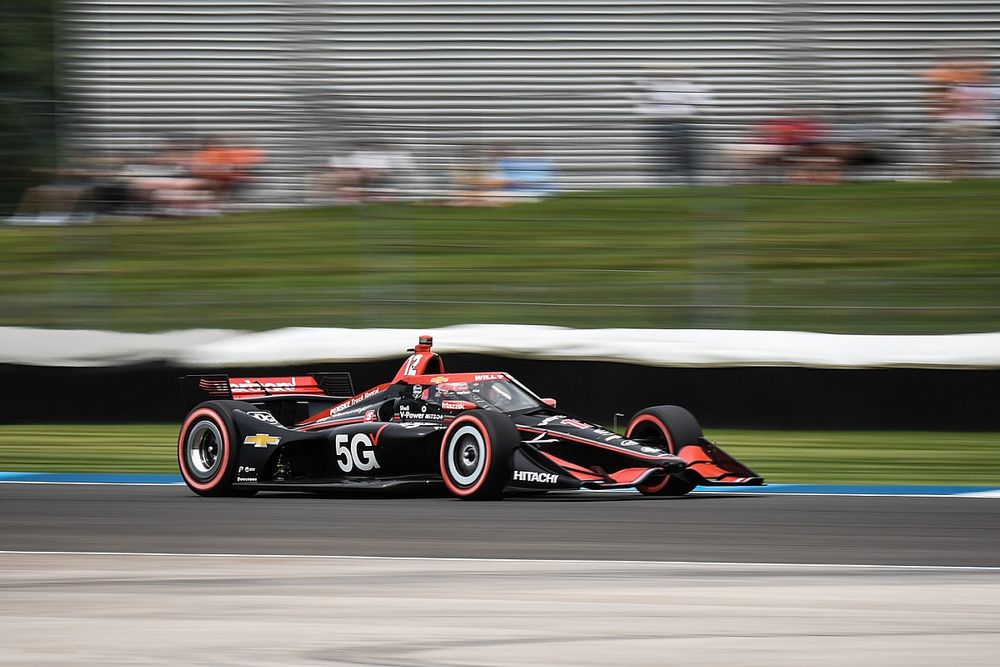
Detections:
[63, 0, 1000, 199]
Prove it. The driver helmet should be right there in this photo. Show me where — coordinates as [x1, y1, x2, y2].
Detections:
[436, 382, 469, 398]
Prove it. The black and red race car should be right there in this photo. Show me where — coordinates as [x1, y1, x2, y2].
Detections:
[178, 336, 762, 500]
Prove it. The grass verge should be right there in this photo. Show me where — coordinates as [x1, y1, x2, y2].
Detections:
[3, 180, 999, 333]
[1, 424, 997, 486]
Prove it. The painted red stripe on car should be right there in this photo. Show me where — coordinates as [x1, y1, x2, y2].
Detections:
[517, 426, 667, 461]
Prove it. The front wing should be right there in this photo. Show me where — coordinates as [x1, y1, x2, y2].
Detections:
[505, 437, 763, 492]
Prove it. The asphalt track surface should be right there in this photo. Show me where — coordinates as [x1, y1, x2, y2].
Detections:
[2, 484, 999, 566]
[3, 485, 1000, 666]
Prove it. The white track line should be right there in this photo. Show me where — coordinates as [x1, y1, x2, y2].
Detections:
[1, 550, 998, 572]
[1, 480, 998, 498]
[700, 491, 1000, 499]
[959, 490, 1000, 498]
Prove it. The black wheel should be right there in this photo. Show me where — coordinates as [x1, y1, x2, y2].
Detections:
[439, 410, 518, 500]
[178, 400, 257, 497]
[626, 405, 701, 497]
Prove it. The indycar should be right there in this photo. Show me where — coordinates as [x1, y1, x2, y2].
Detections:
[178, 336, 762, 500]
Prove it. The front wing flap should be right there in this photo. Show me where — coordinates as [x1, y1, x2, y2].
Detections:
[675, 438, 764, 486]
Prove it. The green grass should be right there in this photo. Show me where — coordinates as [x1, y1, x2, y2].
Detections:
[2, 424, 998, 485]
[2, 180, 999, 333]
[713, 430, 1000, 485]
[0, 424, 179, 473]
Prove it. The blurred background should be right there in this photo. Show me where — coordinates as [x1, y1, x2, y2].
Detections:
[2, 0, 998, 335]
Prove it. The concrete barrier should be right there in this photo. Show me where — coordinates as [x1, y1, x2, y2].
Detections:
[3, 325, 1000, 369]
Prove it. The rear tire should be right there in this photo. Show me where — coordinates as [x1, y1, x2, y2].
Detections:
[439, 410, 518, 500]
[178, 400, 256, 497]
[626, 405, 701, 497]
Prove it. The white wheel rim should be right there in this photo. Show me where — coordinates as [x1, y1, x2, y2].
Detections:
[446, 425, 486, 486]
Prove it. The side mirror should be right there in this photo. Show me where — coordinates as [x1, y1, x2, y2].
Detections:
[541, 398, 557, 408]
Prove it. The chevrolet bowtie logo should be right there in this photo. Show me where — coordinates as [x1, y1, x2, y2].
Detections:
[244, 433, 280, 448]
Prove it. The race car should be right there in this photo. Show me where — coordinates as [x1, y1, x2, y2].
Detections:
[178, 335, 763, 500]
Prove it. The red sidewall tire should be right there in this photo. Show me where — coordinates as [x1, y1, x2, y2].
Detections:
[439, 411, 516, 500]
[441, 415, 492, 497]
[636, 471, 676, 495]
[178, 405, 234, 496]
[626, 406, 701, 497]
[628, 414, 678, 451]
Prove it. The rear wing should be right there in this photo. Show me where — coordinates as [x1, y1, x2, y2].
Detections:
[179, 373, 355, 410]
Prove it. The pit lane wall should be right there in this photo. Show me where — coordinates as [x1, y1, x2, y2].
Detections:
[2, 325, 999, 429]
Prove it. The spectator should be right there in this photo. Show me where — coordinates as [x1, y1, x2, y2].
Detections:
[494, 147, 556, 202]
[924, 52, 997, 178]
[5, 166, 98, 225]
[6, 134, 268, 223]
[187, 135, 265, 206]
[320, 142, 415, 203]
[818, 106, 897, 182]
[448, 145, 556, 206]
[118, 137, 215, 216]
[6, 156, 140, 225]
[728, 112, 831, 183]
[634, 66, 712, 185]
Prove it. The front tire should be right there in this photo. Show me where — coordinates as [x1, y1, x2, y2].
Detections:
[626, 405, 702, 497]
[440, 410, 518, 500]
[178, 400, 255, 497]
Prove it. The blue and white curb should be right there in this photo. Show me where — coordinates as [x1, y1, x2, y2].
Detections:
[692, 483, 1000, 498]
[0, 472, 184, 485]
[1, 472, 999, 497]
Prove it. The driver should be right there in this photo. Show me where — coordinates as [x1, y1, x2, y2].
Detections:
[435, 381, 469, 399]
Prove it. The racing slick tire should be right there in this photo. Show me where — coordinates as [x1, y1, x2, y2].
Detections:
[178, 400, 258, 497]
[440, 410, 518, 501]
[626, 405, 701, 497]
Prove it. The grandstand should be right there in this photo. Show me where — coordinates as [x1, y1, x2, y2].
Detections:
[62, 1, 1000, 199]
